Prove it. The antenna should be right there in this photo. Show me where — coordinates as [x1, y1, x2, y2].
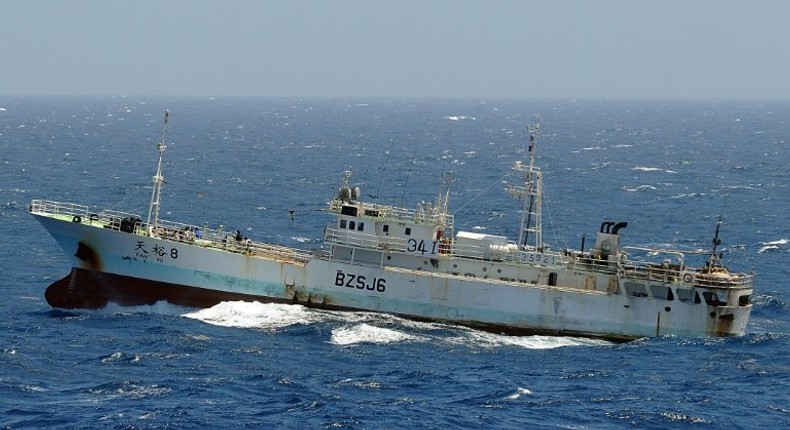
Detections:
[705, 196, 730, 271]
[505, 116, 544, 251]
[435, 169, 452, 216]
[146, 110, 170, 232]
[526, 115, 541, 171]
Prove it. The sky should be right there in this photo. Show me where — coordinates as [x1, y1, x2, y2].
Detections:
[1, 0, 788, 99]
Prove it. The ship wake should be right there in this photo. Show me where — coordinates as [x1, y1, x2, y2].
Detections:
[180, 301, 612, 349]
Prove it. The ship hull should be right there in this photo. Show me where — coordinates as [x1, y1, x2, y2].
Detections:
[32, 212, 751, 342]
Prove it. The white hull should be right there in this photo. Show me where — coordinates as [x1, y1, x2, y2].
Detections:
[29, 114, 754, 341]
[31, 205, 752, 341]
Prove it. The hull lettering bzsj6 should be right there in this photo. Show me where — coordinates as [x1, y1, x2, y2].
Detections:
[335, 270, 386, 292]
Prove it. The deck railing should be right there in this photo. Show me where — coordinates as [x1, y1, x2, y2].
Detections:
[328, 199, 455, 227]
[29, 199, 313, 264]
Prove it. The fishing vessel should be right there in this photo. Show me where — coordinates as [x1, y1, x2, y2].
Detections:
[29, 112, 754, 341]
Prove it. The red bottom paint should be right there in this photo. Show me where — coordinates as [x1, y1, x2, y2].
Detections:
[45, 267, 288, 310]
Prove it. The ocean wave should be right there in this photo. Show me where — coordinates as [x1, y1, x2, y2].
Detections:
[757, 238, 788, 253]
[330, 323, 424, 345]
[446, 330, 612, 350]
[758, 245, 780, 253]
[740, 332, 789, 345]
[102, 301, 190, 316]
[179, 301, 612, 349]
[658, 412, 712, 424]
[505, 387, 533, 400]
[632, 166, 677, 173]
[751, 294, 789, 312]
[721, 184, 761, 191]
[0, 188, 28, 193]
[445, 115, 476, 121]
[86, 381, 172, 400]
[670, 192, 704, 199]
[182, 301, 324, 330]
[290, 236, 314, 243]
[622, 185, 657, 192]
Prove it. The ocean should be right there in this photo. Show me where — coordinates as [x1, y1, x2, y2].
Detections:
[1, 96, 788, 429]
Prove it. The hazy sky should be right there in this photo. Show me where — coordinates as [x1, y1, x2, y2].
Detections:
[2, 0, 787, 99]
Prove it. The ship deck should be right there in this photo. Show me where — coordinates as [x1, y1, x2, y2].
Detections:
[29, 200, 313, 266]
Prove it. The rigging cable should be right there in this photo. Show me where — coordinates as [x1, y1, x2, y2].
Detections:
[452, 171, 515, 215]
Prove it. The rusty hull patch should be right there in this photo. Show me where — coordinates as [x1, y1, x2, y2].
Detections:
[74, 241, 103, 271]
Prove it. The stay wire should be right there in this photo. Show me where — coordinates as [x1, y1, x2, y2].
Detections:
[157, 180, 329, 217]
[452, 171, 515, 215]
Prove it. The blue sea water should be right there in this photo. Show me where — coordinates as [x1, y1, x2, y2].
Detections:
[1, 96, 788, 429]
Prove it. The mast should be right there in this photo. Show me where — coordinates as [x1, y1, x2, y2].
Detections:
[705, 214, 724, 271]
[146, 110, 170, 232]
[506, 117, 543, 251]
[434, 171, 452, 228]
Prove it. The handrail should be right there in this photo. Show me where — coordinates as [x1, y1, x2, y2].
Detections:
[328, 199, 455, 227]
[29, 199, 313, 264]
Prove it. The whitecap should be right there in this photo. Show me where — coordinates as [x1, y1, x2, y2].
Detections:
[670, 192, 701, 199]
[505, 387, 533, 400]
[758, 245, 779, 253]
[20, 384, 48, 393]
[102, 300, 190, 316]
[630, 166, 678, 174]
[182, 301, 322, 330]
[101, 351, 124, 363]
[447, 331, 611, 349]
[622, 185, 657, 192]
[330, 323, 423, 345]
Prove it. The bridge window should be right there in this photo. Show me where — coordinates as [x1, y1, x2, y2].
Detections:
[341, 206, 358, 216]
[357, 222, 364, 231]
[340, 219, 347, 229]
[650, 285, 674, 301]
[624, 282, 648, 298]
[349, 221, 356, 230]
[405, 227, 411, 236]
[383, 225, 389, 233]
[676, 288, 694, 303]
[702, 291, 726, 306]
